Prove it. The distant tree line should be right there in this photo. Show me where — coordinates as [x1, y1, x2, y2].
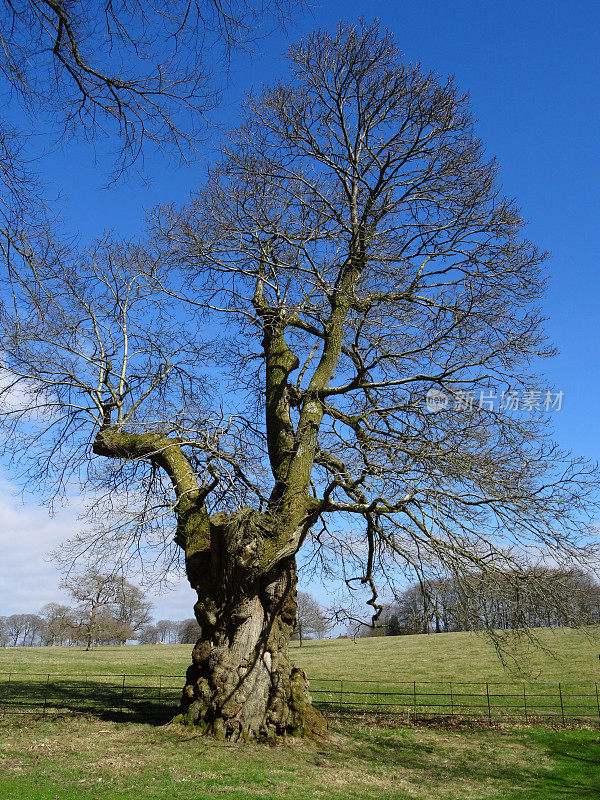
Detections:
[137, 619, 202, 645]
[0, 571, 326, 648]
[0, 567, 327, 649]
[0, 570, 201, 648]
[0, 611, 202, 648]
[365, 569, 600, 636]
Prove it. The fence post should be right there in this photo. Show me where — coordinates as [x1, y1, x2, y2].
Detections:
[120, 674, 126, 715]
[339, 680, 343, 714]
[558, 683, 565, 725]
[486, 683, 492, 724]
[450, 681, 454, 716]
[523, 683, 528, 724]
[1, 672, 8, 713]
[42, 674, 50, 718]
[413, 681, 417, 721]
[595, 683, 600, 723]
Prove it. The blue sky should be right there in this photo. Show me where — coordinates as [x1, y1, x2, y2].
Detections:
[1, 0, 599, 620]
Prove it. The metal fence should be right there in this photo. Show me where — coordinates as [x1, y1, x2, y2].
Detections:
[1, 671, 600, 726]
[0, 672, 183, 723]
[309, 678, 600, 725]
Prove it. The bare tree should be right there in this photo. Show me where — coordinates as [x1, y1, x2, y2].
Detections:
[294, 591, 329, 645]
[93, 610, 133, 645]
[0, 616, 7, 646]
[113, 582, 153, 638]
[156, 619, 180, 644]
[387, 613, 402, 637]
[3, 613, 44, 646]
[62, 571, 121, 650]
[138, 623, 161, 644]
[39, 602, 76, 645]
[62, 570, 148, 649]
[179, 617, 203, 644]
[1, 21, 599, 740]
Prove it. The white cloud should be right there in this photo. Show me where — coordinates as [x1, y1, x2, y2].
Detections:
[148, 582, 197, 621]
[0, 483, 78, 614]
[0, 477, 196, 620]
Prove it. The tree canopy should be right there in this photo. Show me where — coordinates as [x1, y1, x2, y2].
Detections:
[0, 0, 299, 286]
[0, 20, 598, 740]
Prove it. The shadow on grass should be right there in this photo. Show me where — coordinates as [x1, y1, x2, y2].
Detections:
[520, 730, 600, 797]
[0, 678, 179, 726]
[339, 721, 600, 799]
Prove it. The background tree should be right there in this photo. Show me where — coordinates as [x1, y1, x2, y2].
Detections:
[1, 21, 599, 740]
[374, 569, 600, 636]
[178, 618, 203, 645]
[4, 614, 25, 647]
[62, 572, 121, 650]
[39, 603, 77, 646]
[387, 614, 402, 637]
[92, 610, 133, 645]
[3, 613, 44, 646]
[62, 571, 150, 649]
[156, 619, 181, 644]
[294, 591, 330, 646]
[138, 623, 161, 645]
[113, 582, 153, 640]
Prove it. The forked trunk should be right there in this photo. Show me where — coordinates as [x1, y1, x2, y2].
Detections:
[177, 508, 324, 741]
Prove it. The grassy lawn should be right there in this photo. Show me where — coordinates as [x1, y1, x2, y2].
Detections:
[1, 626, 599, 683]
[3, 628, 600, 725]
[290, 627, 600, 685]
[0, 715, 599, 800]
[1, 629, 600, 799]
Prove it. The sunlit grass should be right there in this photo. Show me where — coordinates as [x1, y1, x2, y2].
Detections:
[1, 714, 599, 800]
[290, 627, 600, 684]
[2, 629, 600, 799]
[1, 626, 599, 683]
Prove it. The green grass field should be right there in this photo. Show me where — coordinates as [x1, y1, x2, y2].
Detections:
[292, 626, 600, 683]
[2, 625, 599, 682]
[2, 629, 600, 799]
[1, 715, 600, 800]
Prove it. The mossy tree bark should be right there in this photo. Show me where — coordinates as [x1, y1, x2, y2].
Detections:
[93, 428, 325, 740]
[180, 509, 321, 740]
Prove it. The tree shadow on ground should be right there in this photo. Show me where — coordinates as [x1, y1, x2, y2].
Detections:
[337, 721, 600, 799]
[0, 678, 177, 726]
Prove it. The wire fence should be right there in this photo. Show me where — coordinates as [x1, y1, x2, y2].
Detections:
[1, 671, 600, 726]
[309, 678, 600, 725]
[0, 672, 183, 723]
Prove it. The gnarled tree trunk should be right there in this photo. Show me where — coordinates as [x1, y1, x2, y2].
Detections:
[176, 507, 324, 741]
[93, 428, 325, 741]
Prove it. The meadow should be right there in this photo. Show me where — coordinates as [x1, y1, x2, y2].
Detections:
[1, 629, 600, 799]
[2, 625, 600, 682]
